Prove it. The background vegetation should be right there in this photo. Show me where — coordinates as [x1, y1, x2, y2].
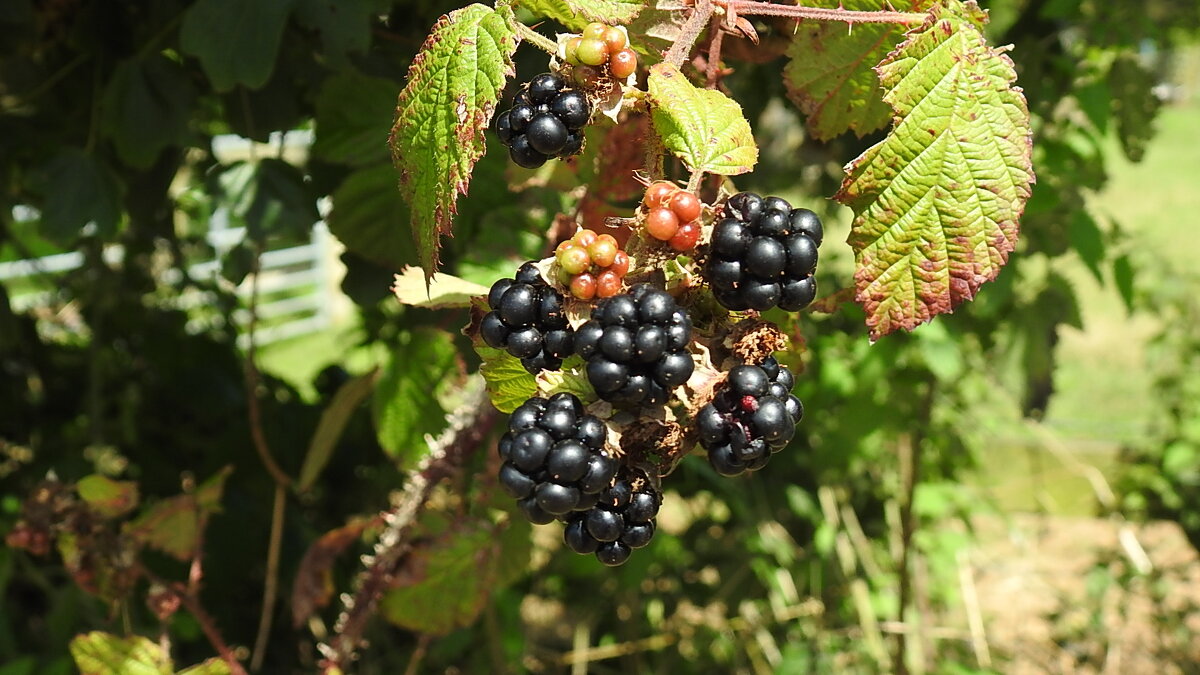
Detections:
[1, 0, 1199, 672]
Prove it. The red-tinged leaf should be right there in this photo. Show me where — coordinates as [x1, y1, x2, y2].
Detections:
[124, 467, 232, 561]
[835, 0, 1034, 340]
[389, 3, 519, 282]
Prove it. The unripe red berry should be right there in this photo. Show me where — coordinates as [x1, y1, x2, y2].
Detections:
[642, 181, 677, 210]
[668, 191, 702, 222]
[645, 208, 680, 241]
[609, 49, 638, 80]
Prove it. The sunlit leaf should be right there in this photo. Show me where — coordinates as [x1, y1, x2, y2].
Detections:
[69, 632, 171, 675]
[389, 3, 518, 281]
[520, 0, 644, 30]
[392, 267, 489, 309]
[835, 0, 1034, 340]
[475, 345, 536, 414]
[646, 63, 757, 176]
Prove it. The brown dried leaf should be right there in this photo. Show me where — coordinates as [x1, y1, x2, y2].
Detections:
[291, 518, 371, 628]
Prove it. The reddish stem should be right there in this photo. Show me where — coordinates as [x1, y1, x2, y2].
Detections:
[722, 0, 927, 25]
[664, 0, 714, 68]
[705, 13, 727, 88]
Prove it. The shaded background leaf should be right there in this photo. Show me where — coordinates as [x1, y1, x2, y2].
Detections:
[784, 0, 935, 140]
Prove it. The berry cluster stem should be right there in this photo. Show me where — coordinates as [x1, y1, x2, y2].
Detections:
[516, 23, 560, 55]
[723, 0, 928, 25]
[664, 0, 715, 69]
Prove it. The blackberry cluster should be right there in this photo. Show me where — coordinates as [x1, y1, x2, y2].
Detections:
[498, 393, 620, 524]
[705, 192, 824, 312]
[696, 357, 803, 476]
[481, 262, 573, 374]
[576, 284, 695, 407]
[563, 467, 661, 566]
[496, 73, 590, 169]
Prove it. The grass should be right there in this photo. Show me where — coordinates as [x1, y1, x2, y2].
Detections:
[974, 98, 1200, 515]
[255, 317, 383, 401]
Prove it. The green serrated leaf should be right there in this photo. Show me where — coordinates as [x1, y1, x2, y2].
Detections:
[373, 330, 458, 470]
[101, 56, 195, 168]
[380, 517, 529, 634]
[76, 475, 139, 519]
[124, 468, 231, 561]
[535, 355, 596, 403]
[389, 3, 518, 281]
[1068, 210, 1105, 284]
[69, 632, 171, 675]
[327, 164, 414, 268]
[392, 266, 489, 309]
[1108, 53, 1161, 163]
[476, 345, 536, 414]
[784, 0, 935, 141]
[519, 0, 644, 29]
[835, 0, 1034, 340]
[38, 148, 122, 245]
[298, 370, 379, 492]
[646, 63, 757, 176]
[313, 71, 397, 167]
[216, 159, 319, 239]
[180, 0, 295, 92]
[293, 0, 380, 67]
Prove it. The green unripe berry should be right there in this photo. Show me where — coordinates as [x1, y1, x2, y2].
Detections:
[582, 22, 608, 40]
[557, 245, 592, 275]
[576, 38, 609, 67]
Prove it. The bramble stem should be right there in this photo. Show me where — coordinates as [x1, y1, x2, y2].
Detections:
[517, 23, 559, 55]
[319, 384, 499, 671]
[704, 13, 726, 88]
[664, 0, 714, 68]
[723, 1, 927, 25]
[250, 484, 286, 671]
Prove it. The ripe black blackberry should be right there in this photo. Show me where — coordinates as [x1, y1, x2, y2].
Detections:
[695, 357, 803, 476]
[562, 466, 661, 566]
[498, 393, 620, 525]
[481, 261, 574, 374]
[495, 72, 590, 169]
[576, 284, 695, 408]
[705, 192, 824, 312]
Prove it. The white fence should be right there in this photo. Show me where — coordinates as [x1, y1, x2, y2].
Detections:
[0, 222, 346, 349]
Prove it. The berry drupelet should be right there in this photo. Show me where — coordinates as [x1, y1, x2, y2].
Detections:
[481, 261, 574, 374]
[498, 393, 620, 524]
[496, 72, 590, 169]
[576, 284, 695, 408]
[562, 466, 661, 566]
[705, 192, 824, 312]
[695, 357, 803, 476]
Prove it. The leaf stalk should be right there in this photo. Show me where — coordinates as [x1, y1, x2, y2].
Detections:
[516, 23, 559, 55]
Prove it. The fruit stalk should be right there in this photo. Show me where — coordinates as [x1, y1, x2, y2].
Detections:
[515, 22, 559, 55]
